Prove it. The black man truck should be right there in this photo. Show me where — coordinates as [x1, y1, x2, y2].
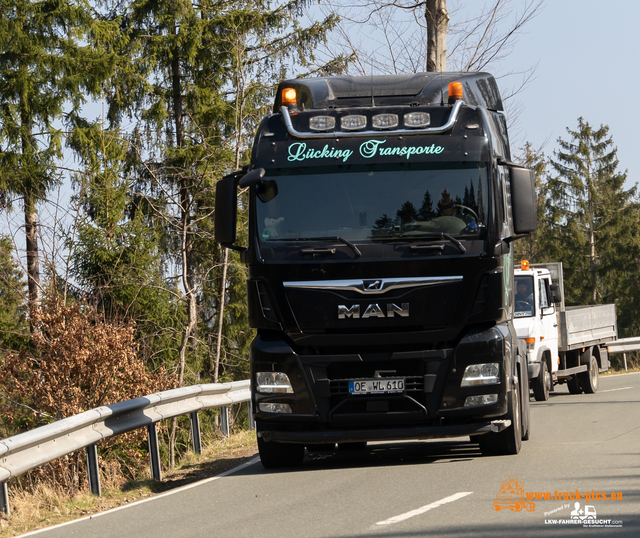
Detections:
[215, 72, 538, 468]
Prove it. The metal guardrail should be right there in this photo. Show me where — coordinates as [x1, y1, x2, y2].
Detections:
[607, 337, 640, 371]
[0, 380, 251, 516]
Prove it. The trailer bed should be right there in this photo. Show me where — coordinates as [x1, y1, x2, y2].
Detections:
[559, 304, 617, 351]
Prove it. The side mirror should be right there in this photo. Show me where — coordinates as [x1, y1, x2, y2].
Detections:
[215, 173, 242, 249]
[509, 167, 537, 235]
[550, 283, 563, 304]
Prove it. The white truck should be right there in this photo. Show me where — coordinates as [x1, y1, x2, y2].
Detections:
[513, 262, 617, 401]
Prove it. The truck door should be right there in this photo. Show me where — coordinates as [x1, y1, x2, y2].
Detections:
[539, 277, 559, 373]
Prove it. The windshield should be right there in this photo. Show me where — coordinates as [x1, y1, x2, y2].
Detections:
[256, 162, 488, 246]
[515, 275, 534, 317]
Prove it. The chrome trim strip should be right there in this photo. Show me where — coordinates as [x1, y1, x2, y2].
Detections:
[280, 100, 465, 139]
[283, 276, 463, 295]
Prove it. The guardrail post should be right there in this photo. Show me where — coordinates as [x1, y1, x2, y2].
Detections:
[220, 406, 229, 438]
[623, 352, 628, 371]
[147, 423, 162, 481]
[0, 482, 9, 517]
[190, 411, 202, 455]
[247, 401, 255, 431]
[85, 443, 101, 496]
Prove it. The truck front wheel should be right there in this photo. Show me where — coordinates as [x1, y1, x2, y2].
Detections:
[478, 385, 522, 456]
[533, 361, 550, 401]
[257, 435, 305, 469]
[580, 355, 599, 394]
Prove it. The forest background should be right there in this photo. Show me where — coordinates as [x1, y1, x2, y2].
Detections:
[0, 0, 639, 485]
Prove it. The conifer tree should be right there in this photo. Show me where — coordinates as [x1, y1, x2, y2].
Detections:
[546, 119, 640, 321]
[0, 0, 117, 313]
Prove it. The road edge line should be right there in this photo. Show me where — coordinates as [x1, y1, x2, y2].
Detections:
[15, 456, 261, 537]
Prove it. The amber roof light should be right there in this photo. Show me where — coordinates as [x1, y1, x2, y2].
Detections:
[282, 88, 297, 106]
[448, 81, 463, 101]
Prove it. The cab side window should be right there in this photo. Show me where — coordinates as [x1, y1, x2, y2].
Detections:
[539, 279, 551, 312]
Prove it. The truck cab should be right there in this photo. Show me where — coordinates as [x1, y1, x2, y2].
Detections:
[514, 263, 559, 400]
[215, 72, 538, 467]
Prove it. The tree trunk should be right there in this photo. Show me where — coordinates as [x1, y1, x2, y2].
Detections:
[24, 190, 41, 311]
[168, 30, 198, 469]
[212, 247, 228, 383]
[20, 88, 41, 314]
[425, 0, 449, 72]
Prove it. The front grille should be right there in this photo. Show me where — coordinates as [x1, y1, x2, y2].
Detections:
[327, 358, 427, 380]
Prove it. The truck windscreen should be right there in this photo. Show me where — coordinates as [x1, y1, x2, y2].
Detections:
[256, 162, 488, 248]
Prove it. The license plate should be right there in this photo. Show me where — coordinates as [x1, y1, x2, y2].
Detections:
[349, 379, 405, 395]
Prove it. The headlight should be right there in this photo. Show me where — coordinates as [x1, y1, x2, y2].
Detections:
[461, 363, 500, 387]
[256, 372, 294, 394]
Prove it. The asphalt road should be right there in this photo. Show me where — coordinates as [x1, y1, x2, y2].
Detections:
[25, 372, 640, 538]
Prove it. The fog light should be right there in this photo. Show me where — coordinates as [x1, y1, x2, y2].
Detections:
[464, 394, 498, 407]
[461, 363, 500, 386]
[259, 403, 292, 413]
[256, 372, 294, 393]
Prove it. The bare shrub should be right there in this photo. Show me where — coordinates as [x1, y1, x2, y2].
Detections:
[0, 296, 175, 493]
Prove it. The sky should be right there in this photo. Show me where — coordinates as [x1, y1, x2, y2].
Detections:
[482, 0, 640, 188]
[317, 0, 640, 188]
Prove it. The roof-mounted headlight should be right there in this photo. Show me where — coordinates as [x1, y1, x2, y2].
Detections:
[372, 113, 398, 129]
[309, 116, 336, 131]
[404, 112, 431, 128]
[341, 115, 367, 131]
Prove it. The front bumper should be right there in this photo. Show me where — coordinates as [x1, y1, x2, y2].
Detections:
[258, 419, 511, 444]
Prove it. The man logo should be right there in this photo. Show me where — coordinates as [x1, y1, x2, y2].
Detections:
[338, 303, 409, 319]
[363, 279, 383, 291]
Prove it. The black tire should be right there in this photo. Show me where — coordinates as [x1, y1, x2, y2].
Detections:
[533, 361, 550, 401]
[580, 355, 599, 394]
[567, 376, 582, 394]
[338, 442, 367, 451]
[479, 384, 522, 456]
[257, 435, 305, 469]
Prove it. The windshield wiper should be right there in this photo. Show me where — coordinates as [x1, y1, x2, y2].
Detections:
[267, 236, 362, 258]
[370, 232, 466, 253]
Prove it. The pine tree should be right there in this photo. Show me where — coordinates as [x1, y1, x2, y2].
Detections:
[547, 119, 640, 321]
[513, 142, 557, 263]
[0, 0, 118, 313]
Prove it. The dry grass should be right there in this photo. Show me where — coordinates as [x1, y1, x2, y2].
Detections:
[0, 430, 257, 537]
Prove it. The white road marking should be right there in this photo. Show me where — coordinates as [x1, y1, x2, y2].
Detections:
[375, 491, 473, 526]
[600, 387, 632, 393]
